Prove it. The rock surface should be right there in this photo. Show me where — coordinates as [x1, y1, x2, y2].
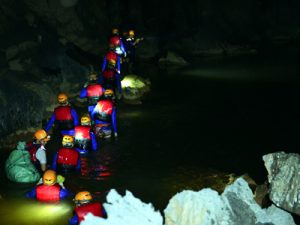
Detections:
[263, 152, 300, 215]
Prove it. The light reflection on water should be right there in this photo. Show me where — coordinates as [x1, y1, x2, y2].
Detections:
[0, 198, 73, 225]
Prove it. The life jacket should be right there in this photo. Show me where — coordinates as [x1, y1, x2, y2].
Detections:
[102, 69, 115, 79]
[54, 106, 74, 130]
[36, 183, 61, 202]
[26, 142, 41, 162]
[75, 202, 104, 223]
[105, 51, 118, 63]
[86, 84, 104, 105]
[74, 126, 91, 150]
[94, 99, 113, 122]
[57, 147, 79, 167]
[109, 36, 121, 47]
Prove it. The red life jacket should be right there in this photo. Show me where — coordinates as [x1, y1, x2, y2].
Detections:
[105, 51, 118, 62]
[86, 84, 104, 98]
[57, 147, 79, 166]
[109, 36, 121, 47]
[26, 142, 41, 162]
[95, 100, 113, 115]
[36, 184, 61, 202]
[54, 105, 73, 121]
[75, 202, 104, 223]
[102, 70, 115, 79]
[75, 126, 91, 140]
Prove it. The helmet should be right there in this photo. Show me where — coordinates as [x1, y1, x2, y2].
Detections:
[43, 170, 57, 186]
[57, 93, 68, 104]
[81, 115, 91, 125]
[112, 28, 119, 35]
[128, 29, 135, 38]
[62, 135, 74, 147]
[89, 72, 98, 82]
[104, 89, 114, 98]
[34, 129, 50, 142]
[74, 191, 93, 204]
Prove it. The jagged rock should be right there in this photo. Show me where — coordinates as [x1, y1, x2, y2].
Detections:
[80, 189, 163, 225]
[263, 152, 300, 215]
[121, 75, 151, 103]
[164, 178, 295, 225]
[158, 51, 188, 66]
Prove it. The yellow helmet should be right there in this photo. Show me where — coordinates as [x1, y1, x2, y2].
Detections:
[89, 72, 98, 81]
[34, 129, 50, 142]
[81, 115, 91, 125]
[104, 89, 114, 97]
[62, 135, 74, 147]
[43, 170, 57, 186]
[112, 28, 119, 35]
[128, 29, 135, 38]
[57, 93, 68, 104]
[74, 191, 93, 204]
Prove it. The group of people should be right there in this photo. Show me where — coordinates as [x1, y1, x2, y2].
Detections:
[16, 27, 144, 225]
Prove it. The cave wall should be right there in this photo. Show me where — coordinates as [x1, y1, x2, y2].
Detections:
[0, 0, 299, 137]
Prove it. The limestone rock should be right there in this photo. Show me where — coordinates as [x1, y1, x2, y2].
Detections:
[158, 51, 188, 66]
[164, 178, 295, 225]
[263, 152, 300, 215]
[80, 189, 163, 225]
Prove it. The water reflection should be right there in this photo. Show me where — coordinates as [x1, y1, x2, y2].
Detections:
[0, 198, 73, 225]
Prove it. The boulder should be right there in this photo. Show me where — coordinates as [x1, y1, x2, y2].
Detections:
[158, 51, 188, 66]
[80, 189, 163, 225]
[164, 178, 295, 225]
[263, 152, 300, 215]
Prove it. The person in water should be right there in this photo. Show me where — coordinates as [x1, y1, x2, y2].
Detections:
[52, 135, 81, 173]
[26, 129, 50, 172]
[90, 89, 117, 139]
[62, 115, 98, 154]
[26, 169, 71, 202]
[45, 93, 79, 134]
[69, 191, 106, 225]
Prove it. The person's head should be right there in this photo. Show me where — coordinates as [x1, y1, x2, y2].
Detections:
[81, 114, 91, 126]
[111, 28, 119, 35]
[62, 135, 74, 148]
[57, 93, 68, 105]
[128, 29, 135, 38]
[34, 129, 50, 145]
[42, 170, 57, 186]
[104, 89, 114, 100]
[74, 191, 93, 206]
[89, 72, 98, 83]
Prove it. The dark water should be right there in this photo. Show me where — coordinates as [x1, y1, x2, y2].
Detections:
[0, 51, 300, 224]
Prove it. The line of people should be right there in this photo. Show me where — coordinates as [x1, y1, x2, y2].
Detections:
[21, 27, 143, 225]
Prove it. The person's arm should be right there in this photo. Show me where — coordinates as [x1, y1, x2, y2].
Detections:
[91, 132, 98, 151]
[79, 88, 87, 98]
[26, 187, 37, 198]
[61, 129, 75, 136]
[68, 214, 78, 225]
[102, 58, 107, 72]
[36, 148, 47, 172]
[45, 113, 55, 132]
[60, 187, 72, 199]
[51, 152, 58, 170]
[120, 39, 127, 57]
[112, 108, 117, 137]
[115, 73, 122, 95]
[76, 157, 81, 170]
[71, 109, 79, 126]
[90, 105, 96, 120]
[117, 58, 121, 74]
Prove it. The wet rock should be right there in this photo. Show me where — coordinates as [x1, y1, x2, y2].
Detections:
[80, 189, 163, 225]
[164, 178, 295, 225]
[158, 51, 188, 66]
[121, 75, 151, 103]
[263, 152, 300, 215]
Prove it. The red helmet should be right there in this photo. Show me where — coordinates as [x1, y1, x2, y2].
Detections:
[109, 36, 120, 46]
[105, 51, 118, 62]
